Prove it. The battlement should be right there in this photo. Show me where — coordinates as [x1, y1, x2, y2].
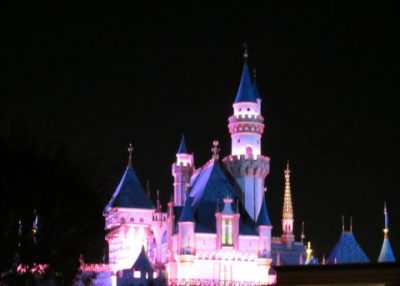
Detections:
[223, 155, 270, 177]
[228, 114, 264, 123]
[153, 212, 168, 221]
[172, 162, 193, 172]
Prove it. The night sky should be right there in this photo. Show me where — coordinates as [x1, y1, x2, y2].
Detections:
[2, 2, 399, 264]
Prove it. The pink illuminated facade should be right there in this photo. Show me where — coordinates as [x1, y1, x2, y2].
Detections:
[80, 53, 310, 286]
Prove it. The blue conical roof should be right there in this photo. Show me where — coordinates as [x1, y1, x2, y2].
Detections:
[104, 165, 154, 212]
[378, 238, 396, 262]
[234, 63, 258, 103]
[256, 194, 272, 226]
[327, 232, 369, 264]
[131, 246, 154, 272]
[177, 135, 188, 154]
[178, 196, 195, 222]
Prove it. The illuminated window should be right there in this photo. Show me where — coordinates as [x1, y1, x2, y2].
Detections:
[221, 218, 233, 246]
[133, 270, 141, 278]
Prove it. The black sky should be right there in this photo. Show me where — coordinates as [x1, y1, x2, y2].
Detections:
[1, 2, 399, 262]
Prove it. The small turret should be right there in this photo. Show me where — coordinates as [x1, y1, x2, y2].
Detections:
[215, 197, 240, 249]
[172, 135, 194, 206]
[378, 202, 396, 262]
[229, 48, 264, 157]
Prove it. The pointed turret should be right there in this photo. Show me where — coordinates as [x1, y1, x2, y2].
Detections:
[104, 144, 154, 212]
[282, 161, 295, 246]
[378, 202, 396, 262]
[235, 62, 258, 103]
[177, 134, 188, 154]
[172, 135, 194, 206]
[327, 217, 369, 264]
[226, 49, 269, 222]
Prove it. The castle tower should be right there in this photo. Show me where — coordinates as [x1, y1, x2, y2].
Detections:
[224, 49, 270, 221]
[281, 161, 295, 247]
[172, 135, 194, 206]
[378, 202, 396, 262]
[103, 144, 155, 273]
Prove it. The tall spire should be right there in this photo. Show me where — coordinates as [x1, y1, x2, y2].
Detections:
[282, 161, 295, 245]
[234, 45, 257, 103]
[384, 201, 388, 236]
[177, 134, 188, 154]
[282, 161, 294, 221]
[378, 202, 396, 262]
[127, 143, 133, 169]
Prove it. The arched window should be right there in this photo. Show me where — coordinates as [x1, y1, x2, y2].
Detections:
[221, 218, 233, 246]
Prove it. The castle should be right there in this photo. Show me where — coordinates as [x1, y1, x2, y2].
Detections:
[78, 51, 395, 286]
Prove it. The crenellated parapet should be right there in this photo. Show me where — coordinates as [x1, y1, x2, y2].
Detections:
[228, 114, 265, 135]
[223, 154, 270, 178]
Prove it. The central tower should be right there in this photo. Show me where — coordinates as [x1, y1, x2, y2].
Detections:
[224, 49, 270, 221]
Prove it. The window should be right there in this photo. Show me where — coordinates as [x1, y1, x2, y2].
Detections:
[133, 270, 141, 278]
[221, 218, 233, 246]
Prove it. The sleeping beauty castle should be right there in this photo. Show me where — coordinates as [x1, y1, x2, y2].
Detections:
[77, 50, 396, 286]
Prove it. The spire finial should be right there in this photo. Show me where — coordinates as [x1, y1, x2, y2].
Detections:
[253, 67, 257, 81]
[127, 143, 133, 168]
[211, 140, 220, 160]
[301, 221, 305, 243]
[341, 215, 345, 233]
[350, 216, 353, 232]
[383, 201, 389, 237]
[242, 43, 248, 60]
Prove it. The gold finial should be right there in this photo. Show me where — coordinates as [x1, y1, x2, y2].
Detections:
[211, 140, 220, 160]
[383, 201, 389, 237]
